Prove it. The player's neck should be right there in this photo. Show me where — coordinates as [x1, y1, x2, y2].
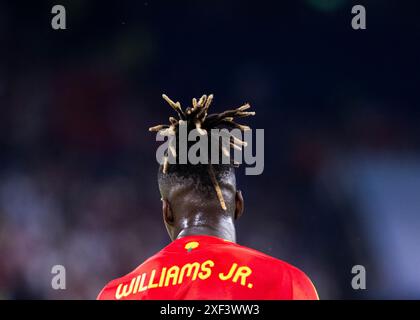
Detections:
[175, 214, 236, 243]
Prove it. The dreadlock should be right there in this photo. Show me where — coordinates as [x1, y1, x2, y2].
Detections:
[150, 94, 255, 210]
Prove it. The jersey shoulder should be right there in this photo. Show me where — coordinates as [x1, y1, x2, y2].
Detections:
[229, 242, 319, 300]
[97, 254, 158, 300]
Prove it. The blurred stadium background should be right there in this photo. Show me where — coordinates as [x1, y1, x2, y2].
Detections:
[0, 0, 419, 299]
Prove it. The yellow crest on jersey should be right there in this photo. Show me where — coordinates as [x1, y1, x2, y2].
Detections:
[184, 241, 199, 252]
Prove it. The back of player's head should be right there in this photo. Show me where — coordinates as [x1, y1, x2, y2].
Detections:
[150, 94, 254, 217]
[158, 163, 237, 214]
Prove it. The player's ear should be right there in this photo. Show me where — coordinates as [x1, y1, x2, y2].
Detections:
[162, 198, 174, 225]
[234, 190, 244, 220]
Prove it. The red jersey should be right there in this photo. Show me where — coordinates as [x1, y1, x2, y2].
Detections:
[97, 235, 318, 300]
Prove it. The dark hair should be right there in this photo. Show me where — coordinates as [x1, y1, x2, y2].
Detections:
[150, 94, 254, 210]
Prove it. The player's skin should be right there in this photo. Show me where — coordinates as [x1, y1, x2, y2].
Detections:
[161, 174, 243, 243]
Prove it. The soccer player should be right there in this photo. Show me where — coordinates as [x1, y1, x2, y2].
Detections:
[97, 94, 318, 300]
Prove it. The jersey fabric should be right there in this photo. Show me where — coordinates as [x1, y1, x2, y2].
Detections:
[97, 235, 318, 300]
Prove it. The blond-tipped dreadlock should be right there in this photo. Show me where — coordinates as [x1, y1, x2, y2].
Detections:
[150, 94, 255, 210]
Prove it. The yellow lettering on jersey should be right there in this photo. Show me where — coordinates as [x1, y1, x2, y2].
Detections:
[198, 260, 214, 280]
[158, 267, 167, 287]
[139, 272, 148, 292]
[115, 277, 136, 300]
[232, 266, 252, 286]
[164, 265, 180, 287]
[133, 275, 141, 293]
[148, 269, 159, 289]
[219, 263, 238, 281]
[178, 262, 200, 284]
